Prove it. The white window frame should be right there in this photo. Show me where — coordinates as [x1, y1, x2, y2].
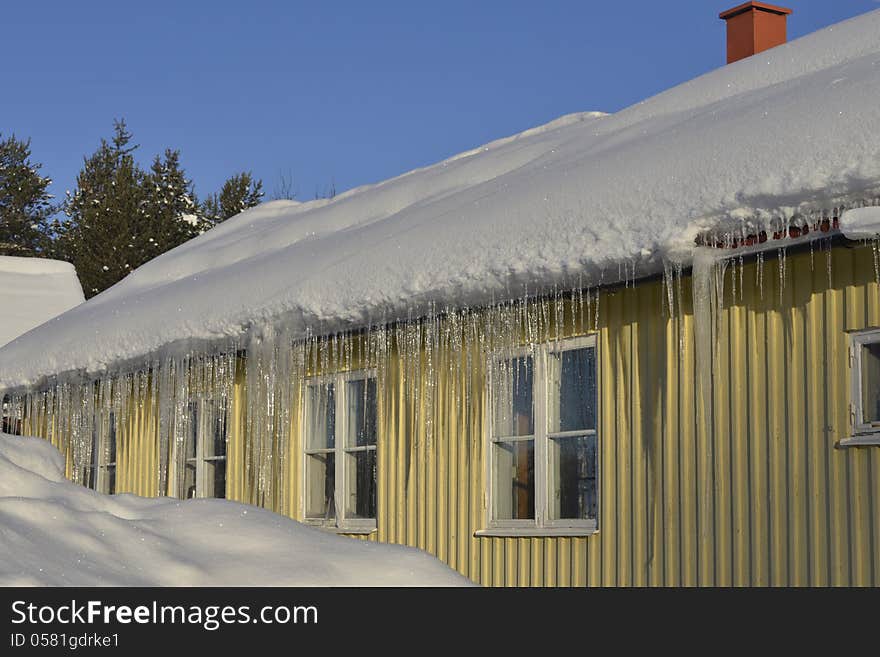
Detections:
[301, 369, 378, 533]
[844, 328, 880, 447]
[482, 335, 599, 536]
[183, 398, 228, 499]
[88, 410, 117, 494]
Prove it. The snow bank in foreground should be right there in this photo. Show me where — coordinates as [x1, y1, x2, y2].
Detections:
[0, 257, 84, 349]
[2, 10, 880, 388]
[0, 433, 472, 586]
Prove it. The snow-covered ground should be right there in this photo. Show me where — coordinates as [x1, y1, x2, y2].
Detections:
[0, 256, 84, 349]
[0, 433, 472, 586]
[2, 9, 880, 389]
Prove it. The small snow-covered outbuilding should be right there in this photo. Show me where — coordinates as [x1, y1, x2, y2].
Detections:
[2, 3, 880, 586]
[0, 256, 84, 349]
[0, 256, 84, 433]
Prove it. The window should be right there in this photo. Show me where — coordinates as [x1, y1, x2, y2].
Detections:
[182, 399, 228, 499]
[87, 412, 117, 494]
[847, 329, 880, 446]
[1, 402, 21, 435]
[486, 336, 598, 534]
[303, 371, 377, 531]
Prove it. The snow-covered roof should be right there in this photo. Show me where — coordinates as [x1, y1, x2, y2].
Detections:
[0, 256, 84, 349]
[2, 9, 880, 389]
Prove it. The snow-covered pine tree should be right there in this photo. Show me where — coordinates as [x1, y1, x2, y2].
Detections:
[144, 148, 203, 246]
[201, 172, 263, 225]
[56, 122, 213, 297]
[56, 120, 148, 297]
[0, 134, 55, 256]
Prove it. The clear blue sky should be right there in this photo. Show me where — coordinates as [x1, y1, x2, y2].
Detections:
[4, 0, 879, 207]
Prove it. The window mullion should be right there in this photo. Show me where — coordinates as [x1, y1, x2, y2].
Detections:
[94, 427, 104, 493]
[486, 358, 495, 526]
[335, 373, 345, 527]
[855, 337, 866, 429]
[854, 339, 862, 428]
[535, 344, 548, 528]
[195, 399, 205, 499]
[492, 434, 536, 443]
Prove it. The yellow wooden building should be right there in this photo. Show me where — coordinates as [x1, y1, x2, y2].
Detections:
[2, 4, 880, 586]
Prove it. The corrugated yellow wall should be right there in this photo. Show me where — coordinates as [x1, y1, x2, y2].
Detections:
[280, 241, 879, 586]
[460, 241, 878, 587]
[18, 241, 880, 586]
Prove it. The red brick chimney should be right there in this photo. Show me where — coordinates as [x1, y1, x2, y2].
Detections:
[720, 2, 792, 64]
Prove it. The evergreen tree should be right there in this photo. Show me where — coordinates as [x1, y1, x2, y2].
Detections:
[202, 172, 263, 225]
[56, 120, 148, 297]
[0, 134, 55, 256]
[144, 148, 203, 246]
[56, 121, 214, 297]
[48, 120, 264, 297]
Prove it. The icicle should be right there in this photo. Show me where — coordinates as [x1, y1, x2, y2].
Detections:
[778, 247, 787, 304]
[674, 263, 684, 360]
[691, 247, 729, 533]
[553, 284, 563, 345]
[576, 276, 585, 333]
[756, 251, 765, 300]
[662, 261, 676, 319]
[729, 256, 737, 305]
[738, 255, 744, 302]
[872, 239, 880, 285]
[582, 285, 590, 335]
[826, 238, 833, 289]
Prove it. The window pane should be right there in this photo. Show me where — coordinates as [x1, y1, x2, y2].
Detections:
[493, 440, 535, 520]
[204, 459, 226, 499]
[200, 400, 227, 459]
[185, 402, 197, 461]
[184, 462, 197, 499]
[305, 383, 335, 449]
[549, 435, 598, 521]
[494, 356, 534, 437]
[107, 419, 117, 465]
[548, 347, 596, 433]
[106, 465, 116, 496]
[89, 427, 100, 474]
[305, 452, 335, 520]
[344, 449, 377, 519]
[862, 342, 880, 424]
[346, 378, 377, 447]
[86, 466, 97, 491]
[213, 410, 227, 458]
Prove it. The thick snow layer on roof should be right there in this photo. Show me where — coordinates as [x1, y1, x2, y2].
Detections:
[841, 207, 880, 240]
[0, 256, 84, 349]
[0, 433, 471, 586]
[3, 9, 880, 388]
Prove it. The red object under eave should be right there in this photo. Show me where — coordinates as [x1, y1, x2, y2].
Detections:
[720, 2, 792, 64]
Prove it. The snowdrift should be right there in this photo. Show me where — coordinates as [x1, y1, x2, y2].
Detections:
[0, 433, 472, 586]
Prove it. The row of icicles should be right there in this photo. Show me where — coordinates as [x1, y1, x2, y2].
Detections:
[2, 233, 878, 514]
